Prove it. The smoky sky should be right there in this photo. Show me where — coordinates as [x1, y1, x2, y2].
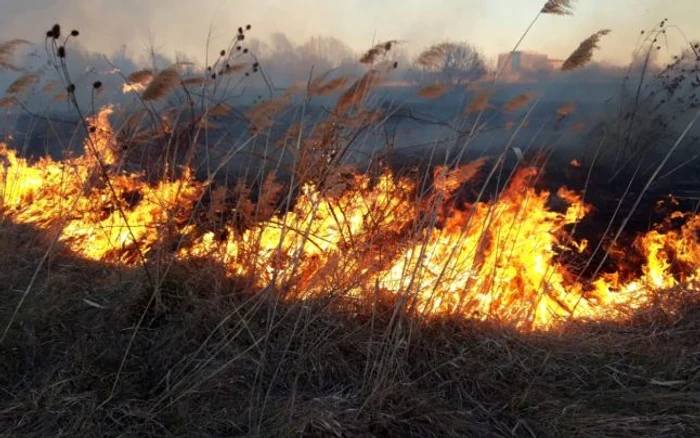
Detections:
[1, 0, 698, 67]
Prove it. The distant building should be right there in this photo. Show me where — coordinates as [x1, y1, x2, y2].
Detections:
[496, 51, 563, 81]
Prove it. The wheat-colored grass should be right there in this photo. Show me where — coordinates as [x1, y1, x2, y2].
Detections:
[561, 29, 612, 71]
[418, 83, 450, 99]
[0, 39, 30, 71]
[5, 71, 41, 95]
[541, 0, 575, 15]
[141, 67, 181, 101]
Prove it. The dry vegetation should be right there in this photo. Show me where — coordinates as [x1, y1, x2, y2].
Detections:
[2, 227, 700, 437]
[1, 4, 700, 438]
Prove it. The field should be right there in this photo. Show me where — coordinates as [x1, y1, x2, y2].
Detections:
[2, 2, 700, 436]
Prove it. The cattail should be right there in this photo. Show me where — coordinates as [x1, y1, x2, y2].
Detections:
[141, 67, 180, 101]
[541, 0, 575, 15]
[561, 29, 611, 71]
[503, 92, 536, 112]
[0, 39, 30, 71]
[5, 71, 40, 94]
[418, 83, 449, 99]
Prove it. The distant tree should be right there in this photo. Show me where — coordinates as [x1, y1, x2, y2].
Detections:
[407, 41, 487, 88]
[298, 36, 356, 71]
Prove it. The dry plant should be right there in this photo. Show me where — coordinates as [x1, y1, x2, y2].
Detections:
[141, 67, 181, 101]
[503, 92, 537, 112]
[309, 76, 349, 96]
[359, 40, 400, 64]
[0, 38, 30, 71]
[541, 0, 575, 15]
[418, 83, 450, 99]
[561, 29, 612, 71]
[5, 71, 41, 94]
[464, 91, 494, 114]
[0, 96, 18, 108]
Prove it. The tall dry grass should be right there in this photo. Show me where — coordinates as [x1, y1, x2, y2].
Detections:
[0, 5, 699, 437]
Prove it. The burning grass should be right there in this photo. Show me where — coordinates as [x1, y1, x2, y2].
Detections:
[2, 8, 700, 436]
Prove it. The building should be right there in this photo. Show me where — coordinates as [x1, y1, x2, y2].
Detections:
[496, 51, 563, 81]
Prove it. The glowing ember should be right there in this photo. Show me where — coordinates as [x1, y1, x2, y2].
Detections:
[2, 107, 700, 330]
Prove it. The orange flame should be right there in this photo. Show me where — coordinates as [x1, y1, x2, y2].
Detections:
[2, 107, 700, 330]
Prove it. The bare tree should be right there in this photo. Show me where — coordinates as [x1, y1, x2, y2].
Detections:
[407, 41, 487, 88]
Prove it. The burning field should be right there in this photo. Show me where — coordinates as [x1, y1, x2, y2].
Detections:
[3, 8, 700, 437]
[2, 106, 700, 331]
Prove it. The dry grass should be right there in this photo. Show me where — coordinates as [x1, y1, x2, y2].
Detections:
[1, 223, 700, 437]
[562, 29, 612, 71]
[503, 92, 537, 112]
[142, 67, 181, 101]
[541, 0, 576, 15]
[5, 71, 41, 95]
[0, 39, 30, 71]
[418, 83, 450, 99]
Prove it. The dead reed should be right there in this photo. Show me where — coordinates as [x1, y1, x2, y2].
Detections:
[561, 29, 612, 71]
[541, 0, 576, 15]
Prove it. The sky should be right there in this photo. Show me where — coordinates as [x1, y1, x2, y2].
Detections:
[0, 0, 697, 66]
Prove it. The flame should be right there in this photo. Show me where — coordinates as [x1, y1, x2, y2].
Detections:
[1, 106, 202, 264]
[2, 107, 700, 330]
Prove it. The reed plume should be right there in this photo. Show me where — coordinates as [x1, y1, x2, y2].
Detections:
[310, 77, 349, 96]
[0, 39, 30, 71]
[504, 92, 537, 112]
[561, 29, 611, 71]
[0, 96, 18, 108]
[464, 91, 493, 114]
[418, 83, 449, 99]
[556, 102, 576, 117]
[5, 71, 41, 94]
[127, 69, 154, 84]
[541, 0, 575, 15]
[360, 40, 399, 64]
[334, 70, 382, 115]
[142, 67, 180, 101]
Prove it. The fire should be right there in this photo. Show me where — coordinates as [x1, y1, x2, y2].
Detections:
[0, 107, 202, 264]
[2, 107, 700, 330]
